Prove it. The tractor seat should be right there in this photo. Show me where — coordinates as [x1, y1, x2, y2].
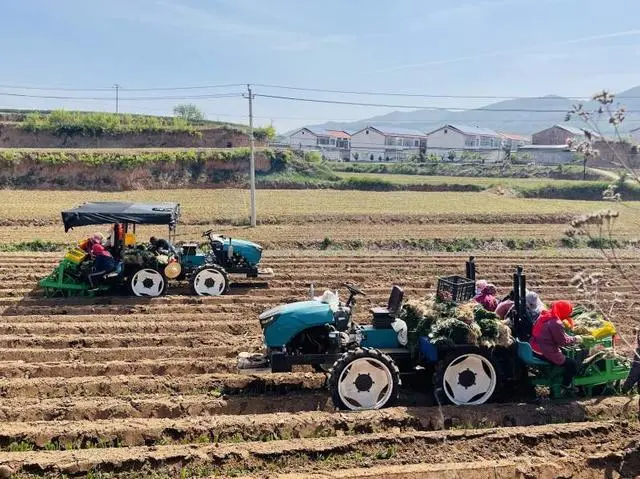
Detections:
[516, 339, 550, 366]
[371, 285, 404, 329]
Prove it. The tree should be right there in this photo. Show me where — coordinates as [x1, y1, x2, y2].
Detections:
[173, 104, 205, 122]
[253, 125, 276, 142]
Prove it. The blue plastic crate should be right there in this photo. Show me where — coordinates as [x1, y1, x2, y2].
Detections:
[419, 336, 438, 362]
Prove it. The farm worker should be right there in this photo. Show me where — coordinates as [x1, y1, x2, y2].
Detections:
[475, 279, 488, 296]
[475, 284, 498, 312]
[530, 300, 582, 391]
[495, 300, 514, 323]
[88, 241, 117, 289]
[79, 232, 104, 253]
[526, 290, 545, 323]
[149, 236, 177, 255]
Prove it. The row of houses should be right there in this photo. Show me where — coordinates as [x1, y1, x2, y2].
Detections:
[286, 124, 532, 162]
[283, 123, 611, 164]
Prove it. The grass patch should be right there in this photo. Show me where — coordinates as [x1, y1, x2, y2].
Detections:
[329, 161, 609, 181]
[0, 240, 65, 252]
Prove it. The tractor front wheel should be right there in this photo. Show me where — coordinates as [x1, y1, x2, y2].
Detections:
[130, 268, 167, 297]
[436, 352, 499, 406]
[328, 348, 400, 411]
[190, 265, 229, 296]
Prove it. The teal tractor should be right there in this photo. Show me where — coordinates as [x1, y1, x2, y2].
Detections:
[39, 201, 268, 297]
[179, 229, 267, 296]
[245, 259, 634, 410]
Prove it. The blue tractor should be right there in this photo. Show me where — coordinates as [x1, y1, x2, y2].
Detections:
[177, 229, 267, 296]
[40, 202, 268, 297]
[245, 259, 633, 411]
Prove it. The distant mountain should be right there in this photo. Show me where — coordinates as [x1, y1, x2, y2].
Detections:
[309, 87, 640, 136]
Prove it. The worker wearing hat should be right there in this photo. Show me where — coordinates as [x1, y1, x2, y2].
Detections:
[530, 300, 582, 392]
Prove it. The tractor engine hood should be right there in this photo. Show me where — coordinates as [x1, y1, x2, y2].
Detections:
[260, 300, 334, 348]
[222, 238, 263, 267]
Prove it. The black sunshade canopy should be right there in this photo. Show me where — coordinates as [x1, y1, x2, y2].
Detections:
[61, 202, 180, 232]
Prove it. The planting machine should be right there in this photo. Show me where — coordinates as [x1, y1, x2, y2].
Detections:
[39, 201, 269, 297]
[240, 258, 634, 410]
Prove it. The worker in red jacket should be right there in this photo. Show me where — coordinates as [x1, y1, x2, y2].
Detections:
[530, 300, 582, 391]
[88, 241, 117, 289]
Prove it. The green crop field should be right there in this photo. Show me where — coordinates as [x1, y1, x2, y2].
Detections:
[336, 172, 598, 188]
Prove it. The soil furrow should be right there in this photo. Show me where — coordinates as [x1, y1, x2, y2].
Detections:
[0, 398, 637, 451]
[0, 421, 636, 477]
[0, 372, 325, 398]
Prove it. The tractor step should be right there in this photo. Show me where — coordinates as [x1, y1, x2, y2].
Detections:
[237, 352, 270, 373]
[257, 267, 275, 277]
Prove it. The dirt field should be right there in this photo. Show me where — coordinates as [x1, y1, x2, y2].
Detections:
[2, 189, 640, 246]
[0, 251, 638, 478]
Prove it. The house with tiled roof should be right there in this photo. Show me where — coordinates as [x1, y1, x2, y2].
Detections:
[425, 124, 504, 161]
[287, 127, 350, 160]
[532, 124, 600, 145]
[349, 125, 427, 162]
[498, 132, 532, 151]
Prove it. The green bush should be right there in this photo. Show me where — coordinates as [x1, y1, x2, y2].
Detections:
[254, 125, 276, 142]
[20, 110, 201, 137]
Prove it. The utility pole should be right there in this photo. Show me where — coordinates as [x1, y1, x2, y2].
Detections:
[247, 84, 257, 227]
[113, 84, 120, 113]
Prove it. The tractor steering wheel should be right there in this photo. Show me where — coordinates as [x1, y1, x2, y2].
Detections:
[342, 283, 366, 297]
[202, 229, 213, 238]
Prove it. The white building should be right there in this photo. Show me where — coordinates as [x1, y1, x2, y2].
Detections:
[287, 128, 351, 160]
[349, 126, 427, 162]
[498, 132, 532, 152]
[426, 124, 504, 161]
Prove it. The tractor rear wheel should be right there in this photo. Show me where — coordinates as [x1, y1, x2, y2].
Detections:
[130, 268, 167, 297]
[435, 351, 499, 406]
[190, 265, 229, 296]
[328, 348, 400, 411]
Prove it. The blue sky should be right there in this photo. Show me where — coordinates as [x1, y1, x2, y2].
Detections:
[2, 0, 640, 131]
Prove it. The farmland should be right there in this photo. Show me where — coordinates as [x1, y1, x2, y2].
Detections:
[0, 188, 639, 249]
[0, 186, 639, 478]
[0, 251, 639, 477]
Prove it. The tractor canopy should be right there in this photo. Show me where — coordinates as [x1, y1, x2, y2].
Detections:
[61, 202, 180, 232]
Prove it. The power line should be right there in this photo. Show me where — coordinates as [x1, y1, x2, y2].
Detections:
[5, 81, 640, 100]
[0, 91, 244, 101]
[253, 83, 590, 101]
[253, 93, 640, 113]
[0, 83, 246, 92]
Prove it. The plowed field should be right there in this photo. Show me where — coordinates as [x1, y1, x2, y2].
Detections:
[0, 252, 639, 478]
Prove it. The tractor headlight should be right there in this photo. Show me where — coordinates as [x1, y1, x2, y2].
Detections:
[259, 313, 279, 328]
[259, 306, 282, 328]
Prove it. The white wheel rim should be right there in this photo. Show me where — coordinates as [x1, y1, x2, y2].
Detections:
[193, 269, 226, 296]
[131, 269, 165, 297]
[442, 353, 497, 405]
[337, 356, 393, 410]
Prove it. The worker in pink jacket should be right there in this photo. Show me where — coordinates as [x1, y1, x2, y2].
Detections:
[530, 300, 582, 390]
[474, 284, 498, 312]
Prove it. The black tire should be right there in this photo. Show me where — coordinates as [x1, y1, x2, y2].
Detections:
[129, 268, 168, 297]
[189, 265, 229, 296]
[328, 347, 400, 411]
[434, 349, 500, 406]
